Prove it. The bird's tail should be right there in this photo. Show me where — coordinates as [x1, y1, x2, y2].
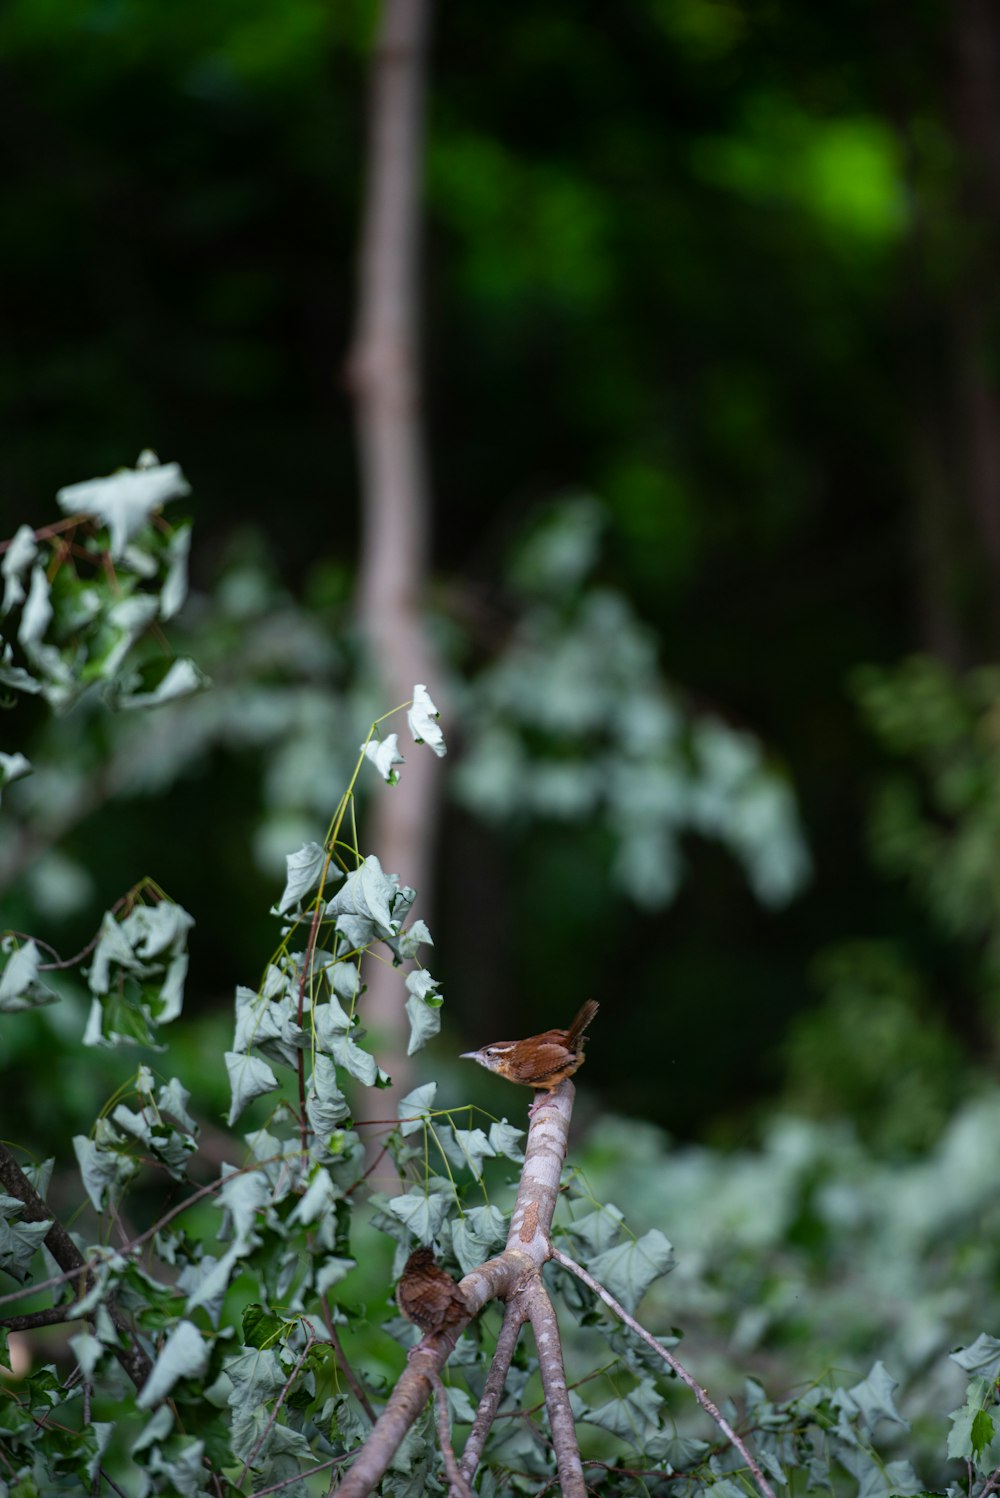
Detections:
[566, 999, 599, 1049]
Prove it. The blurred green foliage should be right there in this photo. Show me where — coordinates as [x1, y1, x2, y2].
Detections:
[0, 0, 998, 1159]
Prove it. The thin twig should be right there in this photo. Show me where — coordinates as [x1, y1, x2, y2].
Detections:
[427, 1368, 473, 1498]
[238, 1335, 316, 1486]
[250, 1457, 343, 1496]
[320, 1294, 377, 1423]
[550, 1246, 779, 1498]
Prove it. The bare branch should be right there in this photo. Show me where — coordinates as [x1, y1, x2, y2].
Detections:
[550, 1246, 778, 1498]
[458, 1300, 527, 1483]
[427, 1368, 474, 1498]
[524, 1282, 587, 1498]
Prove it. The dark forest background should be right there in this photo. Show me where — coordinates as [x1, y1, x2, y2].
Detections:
[4, 0, 1000, 1152]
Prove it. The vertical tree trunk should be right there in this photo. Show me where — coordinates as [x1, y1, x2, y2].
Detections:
[347, 0, 442, 1104]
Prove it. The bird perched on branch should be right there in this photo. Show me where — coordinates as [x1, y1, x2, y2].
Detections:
[396, 1248, 469, 1345]
[460, 1000, 599, 1113]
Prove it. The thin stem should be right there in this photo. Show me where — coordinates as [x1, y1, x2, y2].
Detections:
[551, 1246, 778, 1498]
[320, 1295, 377, 1423]
[427, 1368, 473, 1498]
[238, 1335, 316, 1486]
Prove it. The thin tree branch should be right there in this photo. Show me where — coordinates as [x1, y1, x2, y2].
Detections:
[458, 1299, 527, 1483]
[320, 1295, 377, 1424]
[550, 1246, 778, 1498]
[524, 1283, 587, 1498]
[0, 1303, 86, 1331]
[329, 1081, 579, 1497]
[426, 1368, 473, 1498]
[0, 1142, 152, 1390]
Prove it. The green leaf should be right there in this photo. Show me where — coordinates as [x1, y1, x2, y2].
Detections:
[0, 938, 57, 1012]
[452, 1205, 507, 1275]
[847, 1361, 909, 1434]
[108, 654, 208, 710]
[1, 525, 38, 613]
[277, 841, 331, 914]
[449, 1127, 496, 1180]
[363, 732, 405, 783]
[136, 1318, 210, 1409]
[56, 459, 191, 558]
[951, 1334, 1000, 1382]
[329, 1032, 383, 1087]
[226, 1050, 279, 1125]
[387, 1190, 450, 1242]
[588, 1227, 675, 1313]
[242, 1303, 285, 1350]
[0, 1195, 51, 1281]
[397, 1082, 436, 1136]
[407, 684, 446, 757]
[73, 1132, 140, 1211]
[488, 1119, 525, 1162]
[572, 1375, 664, 1449]
[404, 978, 442, 1057]
[327, 854, 397, 938]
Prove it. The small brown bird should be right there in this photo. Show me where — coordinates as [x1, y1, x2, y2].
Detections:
[460, 1000, 599, 1114]
[396, 1248, 469, 1344]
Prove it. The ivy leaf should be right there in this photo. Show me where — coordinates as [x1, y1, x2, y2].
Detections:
[387, 1190, 450, 1242]
[450, 1128, 496, 1180]
[329, 1033, 384, 1087]
[563, 1203, 627, 1255]
[57, 459, 191, 558]
[388, 919, 433, 961]
[588, 1228, 675, 1313]
[242, 1303, 285, 1350]
[397, 1082, 436, 1137]
[0, 937, 58, 1012]
[407, 683, 446, 757]
[226, 1051, 280, 1126]
[847, 1361, 909, 1434]
[73, 1133, 140, 1212]
[1, 524, 38, 612]
[363, 733, 405, 783]
[488, 1119, 525, 1162]
[0, 1194, 52, 1281]
[404, 983, 442, 1056]
[452, 1205, 507, 1275]
[572, 1375, 664, 1449]
[327, 855, 397, 938]
[305, 1054, 351, 1132]
[277, 841, 332, 914]
[136, 1319, 209, 1409]
[951, 1334, 1000, 1382]
[108, 655, 208, 710]
[948, 1378, 997, 1468]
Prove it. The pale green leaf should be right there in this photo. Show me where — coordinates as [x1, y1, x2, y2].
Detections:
[136, 1318, 209, 1408]
[226, 1051, 279, 1126]
[588, 1228, 675, 1312]
[57, 459, 191, 557]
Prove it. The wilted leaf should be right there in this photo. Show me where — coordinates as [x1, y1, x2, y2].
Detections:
[136, 1319, 209, 1408]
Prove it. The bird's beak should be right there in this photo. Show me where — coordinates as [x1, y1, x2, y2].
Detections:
[459, 1050, 481, 1061]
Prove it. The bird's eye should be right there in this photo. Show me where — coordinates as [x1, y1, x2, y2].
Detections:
[485, 1047, 497, 1057]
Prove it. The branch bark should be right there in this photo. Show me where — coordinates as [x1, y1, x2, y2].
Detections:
[329, 1083, 581, 1497]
